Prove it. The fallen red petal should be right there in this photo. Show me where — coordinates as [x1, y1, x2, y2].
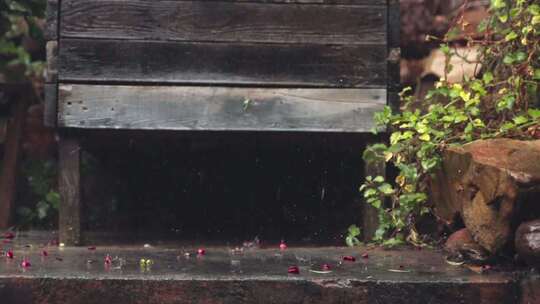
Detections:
[2, 239, 11, 244]
[88, 246, 96, 251]
[322, 264, 331, 271]
[104, 254, 112, 265]
[21, 259, 31, 268]
[4, 232, 15, 239]
[343, 256, 356, 262]
[6, 249, 14, 259]
[41, 250, 48, 257]
[288, 266, 300, 274]
[197, 249, 206, 255]
[361, 253, 369, 259]
[279, 241, 287, 251]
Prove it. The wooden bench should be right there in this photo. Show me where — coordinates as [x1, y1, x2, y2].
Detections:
[45, 0, 400, 245]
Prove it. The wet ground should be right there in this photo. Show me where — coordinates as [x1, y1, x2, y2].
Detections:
[0, 231, 532, 303]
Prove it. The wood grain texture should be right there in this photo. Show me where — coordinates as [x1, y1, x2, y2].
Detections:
[60, 0, 386, 45]
[44, 83, 57, 127]
[46, 41, 58, 83]
[58, 135, 82, 246]
[59, 39, 387, 87]
[57, 85, 386, 132]
[44, 0, 58, 40]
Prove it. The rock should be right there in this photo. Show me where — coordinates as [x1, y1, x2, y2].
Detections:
[516, 220, 540, 267]
[444, 228, 489, 264]
[431, 139, 540, 254]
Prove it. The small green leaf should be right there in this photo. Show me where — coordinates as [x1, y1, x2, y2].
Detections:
[378, 183, 395, 195]
[373, 176, 385, 183]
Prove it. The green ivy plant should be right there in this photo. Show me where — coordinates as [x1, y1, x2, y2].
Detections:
[0, 0, 45, 81]
[345, 225, 361, 247]
[17, 160, 59, 227]
[358, 0, 540, 247]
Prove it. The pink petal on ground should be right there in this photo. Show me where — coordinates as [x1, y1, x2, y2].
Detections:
[343, 256, 356, 262]
[288, 266, 300, 274]
[21, 258, 31, 268]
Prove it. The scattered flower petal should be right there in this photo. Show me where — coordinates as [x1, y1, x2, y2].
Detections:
[279, 240, 287, 251]
[4, 232, 15, 239]
[361, 253, 369, 259]
[197, 248, 206, 255]
[343, 256, 356, 262]
[104, 254, 112, 265]
[288, 265, 300, 274]
[2, 239, 11, 244]
[6, 249, 14, 259]
[322, 264, 332, 271]
[41, 250, 48, 257]
[20, 258, 31, 268]
[88, 246, 96, 251]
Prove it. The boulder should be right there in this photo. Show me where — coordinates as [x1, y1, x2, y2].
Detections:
[431, 139, 540, 253]
[516, 220, 540, 267]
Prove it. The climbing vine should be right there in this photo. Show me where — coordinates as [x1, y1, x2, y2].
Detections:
[358, 0, 540, 247]
[0, 0, 45, 81]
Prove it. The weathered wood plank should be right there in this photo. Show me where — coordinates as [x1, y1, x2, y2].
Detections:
[58, 135, 82, 246]
[387, 0, 401, 111]
[57, 85, 386, 132]
[44, 0, 59, 40]
[133, 0, 386, 3]
[59, 39, 387, 88]
[44, 83, 57, 127]
[60, 0, 386, 45]
[46, 41, 58, 83]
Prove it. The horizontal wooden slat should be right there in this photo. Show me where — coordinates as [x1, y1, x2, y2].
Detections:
[58, 85, 386, 132]
[60, 0, 386, 45]
[59, 39, 387, 88]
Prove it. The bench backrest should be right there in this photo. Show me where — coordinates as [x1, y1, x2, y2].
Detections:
[45, 0, 399, 132]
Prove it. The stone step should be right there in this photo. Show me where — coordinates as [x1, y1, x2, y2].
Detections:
[0, 240, 528, 304]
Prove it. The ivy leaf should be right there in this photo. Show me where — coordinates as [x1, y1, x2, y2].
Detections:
[482, 72, 493, 84]
[363, 188, 377, 198]
[505, 31, 518, 41]
[373, 176, 385, 183]
[513, 115, 529, 125]
[533, 69, 540, 81]
[419, 134, 431, 142]
[528, 109, 540, 120]
[378, 183, 395, 195]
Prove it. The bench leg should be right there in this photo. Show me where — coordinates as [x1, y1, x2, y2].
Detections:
[58, 135, 82, 246]
[361, 145, 386, 242]
[0, 94, 28, 229]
